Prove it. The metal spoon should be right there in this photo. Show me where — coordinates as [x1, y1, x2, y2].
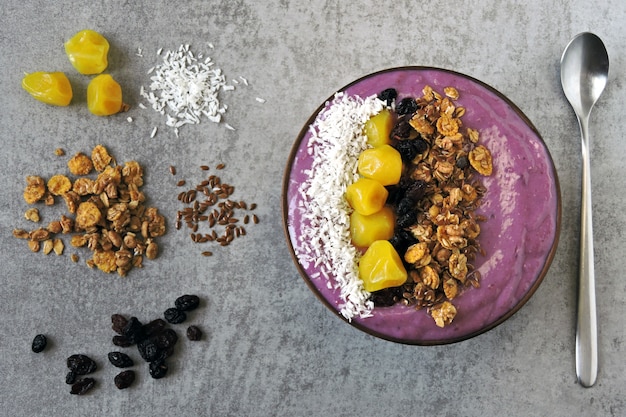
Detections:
[560, 32, 609, 388]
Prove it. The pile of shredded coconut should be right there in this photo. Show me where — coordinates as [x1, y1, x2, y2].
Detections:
[139, 44, 234, 136]
[296, 92, 384, 320]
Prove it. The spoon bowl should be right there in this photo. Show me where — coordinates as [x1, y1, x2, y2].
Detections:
[561, 33, 609, 119]
[560, 32, 609, 388]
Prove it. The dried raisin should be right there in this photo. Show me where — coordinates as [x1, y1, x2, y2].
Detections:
[111, 314, 128, 335]
[164, 308, 186, 324]
[70, 377, 95, 395]
[114, 370, 135, 389]
[456, 155, 469, 169]
[137, 338, 160, 363]
[121, 316, 145, 344]
[186, 325, 202, 341]
[66, 371, 77, 385]
[108, 351, 134, 368]
[155, 328, 178, 352]
[67, 354, 97, 375]
[31, 334, 47, 353]
[148, 359, 168, 379]
[378, 88, 397, 106]
[112, 335, 132, 347]
[396, 97, 418, 115]
[174, 294, 200, 311]
[142, 318, 167, 337]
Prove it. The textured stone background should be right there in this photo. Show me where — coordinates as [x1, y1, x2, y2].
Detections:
[1, 1, 625, 416]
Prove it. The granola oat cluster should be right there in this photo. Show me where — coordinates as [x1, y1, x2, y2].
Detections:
[13, 145, 165, 276]
[372, 85, 493, 327]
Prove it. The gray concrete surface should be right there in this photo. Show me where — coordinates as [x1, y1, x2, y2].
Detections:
[1, 1, 625, 416]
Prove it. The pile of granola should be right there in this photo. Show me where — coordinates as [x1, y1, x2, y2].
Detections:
[372, 85, 493, 327]
[13, 145, 165, 276]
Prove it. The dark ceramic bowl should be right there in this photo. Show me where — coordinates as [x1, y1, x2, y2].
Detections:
[282, 67, 561, 345]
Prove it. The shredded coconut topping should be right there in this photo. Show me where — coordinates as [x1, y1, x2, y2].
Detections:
[295, 92, 384, 320]
[140, 44, 233, 133]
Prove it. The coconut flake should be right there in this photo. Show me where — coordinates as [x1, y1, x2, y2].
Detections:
[139, 44, 233, 135]
[295, 92, 384, 320]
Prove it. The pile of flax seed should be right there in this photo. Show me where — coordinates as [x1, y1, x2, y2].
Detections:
[172, 163, 259, 256]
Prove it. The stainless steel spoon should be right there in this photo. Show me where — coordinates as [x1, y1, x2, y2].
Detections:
[560, 32, 609, 388]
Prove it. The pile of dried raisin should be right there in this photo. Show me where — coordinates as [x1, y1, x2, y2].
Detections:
[109, 294, 203, 383]
[29, 295, 206, 395]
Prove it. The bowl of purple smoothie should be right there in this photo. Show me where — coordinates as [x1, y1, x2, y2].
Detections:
[282, 67, 561, 345]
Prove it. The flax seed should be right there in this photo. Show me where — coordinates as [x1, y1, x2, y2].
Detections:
[216, 163, 225, 170]
[249, 203, 257, 210]
[243, 215, 249, 224]
[252, 214, 259, 224]
[169, 166, 177, 175]
[177, 180, 186, 187]
[202, 251, 213, 256]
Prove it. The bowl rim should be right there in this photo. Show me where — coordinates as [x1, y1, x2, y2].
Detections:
[281, 66, 562, 345]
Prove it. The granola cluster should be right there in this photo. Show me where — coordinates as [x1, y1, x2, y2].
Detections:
[13, 145, 165, 276]
[372, 85, 493, 327]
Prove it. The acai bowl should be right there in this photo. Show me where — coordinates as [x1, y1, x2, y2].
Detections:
[282, 67, 561, 345]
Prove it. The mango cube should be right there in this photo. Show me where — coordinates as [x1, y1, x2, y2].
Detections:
[350, 206, 395, 248]
[22, 72, 73, 106]
[359, 240, 408, 292]
[364, 109, 394, 147]
[64, 29, 109, 75]
[357, 144, 402, 186]
[345, 177, 388, 216]
[87, 74, 123, 116]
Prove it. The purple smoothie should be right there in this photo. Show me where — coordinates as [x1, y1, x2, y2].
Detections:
[283, 67, 561, 344]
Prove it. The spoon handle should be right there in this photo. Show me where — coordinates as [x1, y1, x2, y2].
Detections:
[576, 117, 598, 388]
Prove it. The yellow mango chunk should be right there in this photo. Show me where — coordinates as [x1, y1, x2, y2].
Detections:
[87, 74, 123, 116]
[364, 109, 394, 147]
[345, 177, 388, 216]
[357, 144, 402, 186]
[64, 29, 110, 75]
[359, 240, 408, 292]
[350, 206, 395, 248]
[22, 72, 73, 106]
